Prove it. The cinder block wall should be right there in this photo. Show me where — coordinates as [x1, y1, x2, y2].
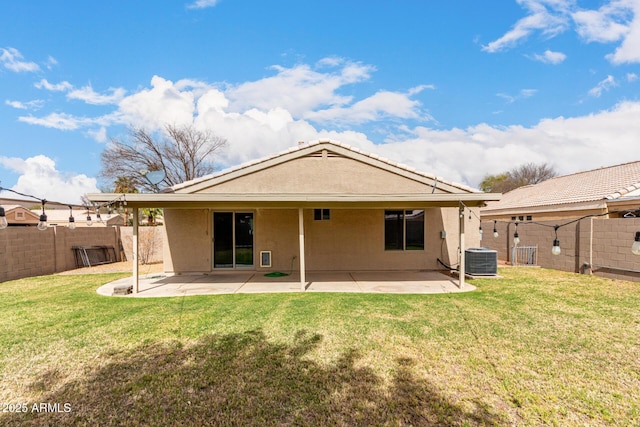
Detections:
[0, 226, 123, 282]
[0, 227, 56, 282]
[481, 218, 640, 282]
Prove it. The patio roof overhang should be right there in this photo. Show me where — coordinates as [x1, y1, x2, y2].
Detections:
[86, 191, 501, 295]
[86, 192, 501, 209]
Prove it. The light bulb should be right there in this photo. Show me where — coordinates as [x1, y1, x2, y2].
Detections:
[0, 207, 7, 229]
[633, 232, 640, 255]
[513, 232, 520, 245]
[552, 239, 561, 256]
[86, 215, 93, 227]
[493, 230, 499, 238]
[68, 216, 76, 230]
[37, 214, 48, 231]
[479, 227, 483, 241]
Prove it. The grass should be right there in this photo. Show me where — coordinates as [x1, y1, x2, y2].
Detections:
[0, 268, 638, 426]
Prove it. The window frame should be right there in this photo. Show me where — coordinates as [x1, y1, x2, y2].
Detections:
[384, 209, 425, 251]
[313, 208, 331, 221]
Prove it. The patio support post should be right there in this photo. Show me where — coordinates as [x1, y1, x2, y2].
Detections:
[132, 207, 139, 294]
[459, 204, 465, 289]
[298, 208, 306, 291]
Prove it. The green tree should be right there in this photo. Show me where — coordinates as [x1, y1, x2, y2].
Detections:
[480, 163, 557, 193]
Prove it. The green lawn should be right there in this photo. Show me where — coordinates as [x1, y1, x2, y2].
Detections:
[1, 268, 638, 426]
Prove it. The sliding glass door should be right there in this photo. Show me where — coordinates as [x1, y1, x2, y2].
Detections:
[213, 212, 254, 268]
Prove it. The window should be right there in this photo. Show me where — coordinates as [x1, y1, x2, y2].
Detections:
[314, 209, 330, 221]
[526, 215, 532, 221]
[16, 211, 25, 220]
[384, 210, 424, 251]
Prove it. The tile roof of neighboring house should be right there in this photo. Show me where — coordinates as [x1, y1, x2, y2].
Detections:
[482, 161, 640, 212]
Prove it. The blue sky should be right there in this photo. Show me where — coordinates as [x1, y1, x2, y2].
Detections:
[1, 0, 639, 204]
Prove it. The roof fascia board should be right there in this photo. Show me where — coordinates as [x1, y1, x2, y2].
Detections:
[481, 200, 607, 215]
[87, 192, 500, 209]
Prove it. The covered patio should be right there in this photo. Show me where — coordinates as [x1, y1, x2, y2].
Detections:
[98, 270, 473, 298]
[88, 141, 500, 296]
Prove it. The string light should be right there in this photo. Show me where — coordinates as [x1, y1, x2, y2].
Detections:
[86, 206, 93, 227]
[0, 183, 124, 231]
[552, 225, 561, 256]
[37, 200, 48, 231]
[513, 222, 520, 245]
[632, 232, 640, 256]
[68, 206, 76, 231]
[493, 220, 499, 238]
[0, 207, 7, 229]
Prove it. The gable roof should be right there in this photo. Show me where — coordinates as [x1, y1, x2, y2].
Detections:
[87, 139, 500, 208]
[171, 139, 478, 195]
[482, 161, 640, 214]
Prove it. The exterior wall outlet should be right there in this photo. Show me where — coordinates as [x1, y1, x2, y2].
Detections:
[440, 230, 446, 239]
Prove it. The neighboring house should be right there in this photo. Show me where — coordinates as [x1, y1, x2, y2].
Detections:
[44, 209, 125, 228]
[88, 140, 500, 288]
[2, 205, 40, 226]
[481, 161, 640, 222]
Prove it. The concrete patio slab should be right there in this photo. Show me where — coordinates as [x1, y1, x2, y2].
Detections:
[97, 270, 474, 298]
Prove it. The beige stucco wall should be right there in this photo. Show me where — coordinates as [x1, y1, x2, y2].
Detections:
[162, 207, 481, 273]
[195, 156, 444, 194]
[163, 209, 212, 272]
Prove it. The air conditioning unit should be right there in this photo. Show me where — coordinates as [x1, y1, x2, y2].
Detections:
[465, 248, 497, 276]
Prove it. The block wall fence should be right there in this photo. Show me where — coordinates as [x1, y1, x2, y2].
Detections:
[0, 226, 164, 283]
[480, 218, 640, 282]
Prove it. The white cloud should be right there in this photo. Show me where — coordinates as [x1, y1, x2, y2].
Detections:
[67, 85, 126, 105]
[35, 79, 126, 105]
[496, 88, 538, 104]
[18, 113, 86, 130]
[14, 57, 640, 190]
[17, 112, 117, 130]
[530, 49, 567, 63]
[369, 101, 640, 187]
[186, 0, 220, 9]
[485, 0, 640, 64]
[588, 75, 617, 97]
[0, 47, 40, 72]
[572, 2, 631, 43]
[86, 127, 108, 142]
[305, 88, 428, 124]
[226, 60, 374, 116]
[35, 79, 73, 92]
[606, 0, 640, 63]
[0, 155, 98, 205]
[45, 55, 58, 70]
[5, 99, 44, 110]
[118, 75, 196, 129]
[482, 0, 572, 52]
[628, 72, 639, 81]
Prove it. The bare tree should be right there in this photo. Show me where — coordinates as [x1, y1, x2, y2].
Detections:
[480, 162, 557, 193]
[100, 124, 227, 192]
